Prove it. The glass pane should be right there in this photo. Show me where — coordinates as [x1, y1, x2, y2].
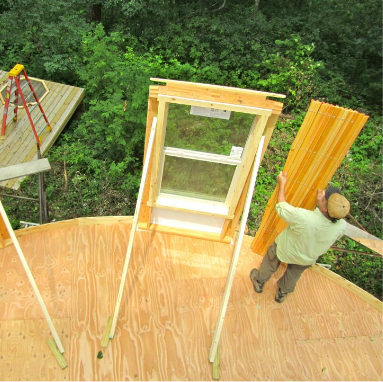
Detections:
[161, 156, 236, 202]
[165, 103, 255, 156]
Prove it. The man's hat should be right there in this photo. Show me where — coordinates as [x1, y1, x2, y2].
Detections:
[325, 187, 350, 219]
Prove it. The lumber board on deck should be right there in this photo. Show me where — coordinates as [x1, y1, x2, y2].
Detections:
[0, 70, 85, 190]
[0, 219, 381, 381]
[344, 222, 383, 256]
[0, 158, 51, 181]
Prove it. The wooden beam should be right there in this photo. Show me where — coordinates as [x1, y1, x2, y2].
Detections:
[212, 344, 220, 380]
[138, 222, 232, 244]
[151, 78, 286, 98]
[0, 200, 65, 353]
[344, 222, 383, 256]
[0, 158, 51, 181]
[149, 101, 168, 204]
[138, 95, 158, 227]
[108, 117, 158, 341]
[209, 136, 265, 363]
[150, 84, 284, 114]
[163, 147, 241, 165]
[158, 94, 273, 116]
[226, 115, 268, 216]
[47, 338, 68, 369]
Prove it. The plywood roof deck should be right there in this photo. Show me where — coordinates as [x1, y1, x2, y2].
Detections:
[0, 218, 381, 380]
[0, 70, 85, 190]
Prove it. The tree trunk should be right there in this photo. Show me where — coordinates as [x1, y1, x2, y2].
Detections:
[91, 3, 102, 22]
[254, 0, 260, 19]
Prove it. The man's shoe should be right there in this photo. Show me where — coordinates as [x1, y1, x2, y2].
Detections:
[275, 288, 288, 303]
[250, 268, 265, 293]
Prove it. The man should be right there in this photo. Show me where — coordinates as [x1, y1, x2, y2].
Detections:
[250, 171, 350, 303]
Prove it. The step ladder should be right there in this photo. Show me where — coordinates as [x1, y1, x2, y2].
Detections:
[1, 64, 51, 145]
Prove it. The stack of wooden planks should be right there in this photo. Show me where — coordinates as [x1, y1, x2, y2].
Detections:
[251, 100, 369, 255]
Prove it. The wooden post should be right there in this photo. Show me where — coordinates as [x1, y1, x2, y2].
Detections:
[0, 200, 65, 353]
[209, 136, 265, 363]
[109, 117, 158, 340]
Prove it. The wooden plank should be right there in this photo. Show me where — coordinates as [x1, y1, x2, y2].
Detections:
[226, 115, 268, 216]
[158, 94, 273, 116]
[152, 195, 231, 218]
[47, 338, 68, 369]
[163, 147, 241, 165]
[0, 213, 11, 241]
[109, 117, 158, 339]
[225, 161, 253, 238]
[256, 106, 342, 251]
[139, 96, 158, 226]
[209, 136, 265, 362]
[260, 113, 280, 162]
[251, 103, 369, 255]
[138, 222, 232, 244]
[344, 222, 383, 256]
[0, 158, 50, 181]
[151, 83, 284, 114]
[151, 77, 286, 98]
[212, 344, 220, 380]
[0, 200, 65, 352]
[100, 316, 113, 348]
[149, 101, 168, 204]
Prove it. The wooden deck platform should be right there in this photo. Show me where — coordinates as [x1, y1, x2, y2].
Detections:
[0, 70, 85, 190]
[0, 218, 381, 380]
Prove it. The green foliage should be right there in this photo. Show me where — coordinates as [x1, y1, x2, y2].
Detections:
[0, 0, 91, 82]
[318, 239, 382, 300]
[254, 35, 322, 112]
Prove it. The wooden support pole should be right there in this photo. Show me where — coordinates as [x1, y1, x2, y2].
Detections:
[209, 136, 265, 363]
[0, 200, 65, 354]
[106, 117, 158, 343]
[47, 339, 68, 369]
[212, 344, 220, 380]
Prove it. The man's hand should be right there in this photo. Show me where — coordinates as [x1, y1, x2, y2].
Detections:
[317, 189, 325, 199]
[277, 171, 288, 186]
[277, 171, 287, 203]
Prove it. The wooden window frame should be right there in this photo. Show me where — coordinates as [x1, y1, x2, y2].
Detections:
[150, 97, 272, 217]
[139, 78, 284, 243]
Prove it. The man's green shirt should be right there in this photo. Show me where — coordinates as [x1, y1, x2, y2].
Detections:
[275, 201, 346, 266]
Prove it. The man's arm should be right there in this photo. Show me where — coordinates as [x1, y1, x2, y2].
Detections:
[277, 171, 288, 203]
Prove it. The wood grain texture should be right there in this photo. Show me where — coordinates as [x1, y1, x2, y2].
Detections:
[0, 318, 70, 381]
[251, 101, 369, 255]
[0, 220, 381, 380]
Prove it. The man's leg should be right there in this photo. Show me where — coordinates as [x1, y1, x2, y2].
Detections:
[250, 243, 281, 293]
[275, 263, 311, 303]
